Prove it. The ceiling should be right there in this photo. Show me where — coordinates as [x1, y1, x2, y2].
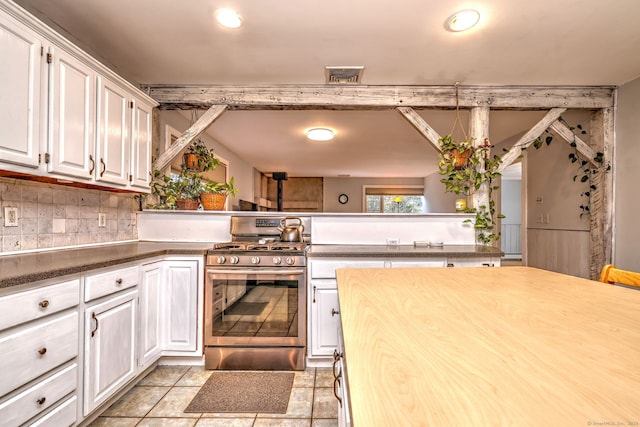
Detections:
[14, 0, 640, 177]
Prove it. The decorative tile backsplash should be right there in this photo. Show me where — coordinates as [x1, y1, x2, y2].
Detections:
[0, 178, 139, 253]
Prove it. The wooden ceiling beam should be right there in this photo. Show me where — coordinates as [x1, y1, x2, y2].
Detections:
[152, 104, 227, 171]
[145, 85, 615, 110]
[396, 107, 443, 153]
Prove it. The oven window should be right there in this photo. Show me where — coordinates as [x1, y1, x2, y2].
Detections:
[211, 278, 299, 338]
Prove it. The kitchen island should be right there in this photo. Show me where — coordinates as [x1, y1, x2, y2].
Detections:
[336, 267, 640, 426]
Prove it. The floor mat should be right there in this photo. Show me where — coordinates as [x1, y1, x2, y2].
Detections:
[184, 371, 294, 413]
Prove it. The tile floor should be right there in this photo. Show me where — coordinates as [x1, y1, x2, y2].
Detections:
[89, 365, 338, 427]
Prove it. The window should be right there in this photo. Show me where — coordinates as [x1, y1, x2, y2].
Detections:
[364, 186, 425, 213]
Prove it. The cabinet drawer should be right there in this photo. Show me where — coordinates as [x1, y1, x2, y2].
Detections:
[84, 266, 139, 302]
[310, 260, 385, 279]
[29, 395, 77, 427]
[0, 363, 77, 426]
[0, 279, 79, 331]
[0, 311, 78, 397]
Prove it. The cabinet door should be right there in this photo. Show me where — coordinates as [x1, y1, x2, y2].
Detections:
[84, 290, 137, 415]
[48, 46, 95, 179]
[309, 280, 341, 358]
[130, 99, 153, 190]
[0, 12, 43, 168]
[96, 76, 130, 186]
[162, 260, 199, 352]
[139, 262, 162, 367]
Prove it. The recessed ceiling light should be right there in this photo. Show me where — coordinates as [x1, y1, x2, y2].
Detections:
[305, 127, 335, 141]
[215, 8, 242, 29]
[445, 9, 480, 32]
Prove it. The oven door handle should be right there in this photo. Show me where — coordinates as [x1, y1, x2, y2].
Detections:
[206, 268, 306, 275]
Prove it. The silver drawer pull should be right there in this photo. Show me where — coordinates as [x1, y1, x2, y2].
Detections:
[333, 375, 343, 407]
[331, 308, 340, 317]
[39, 299, 50, 309]
[115, 278, 123, 286]
[37, 347, 47, 356]
[37, 397, 46, 405]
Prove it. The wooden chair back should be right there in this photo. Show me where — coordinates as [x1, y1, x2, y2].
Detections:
[599, 264, 640, 289]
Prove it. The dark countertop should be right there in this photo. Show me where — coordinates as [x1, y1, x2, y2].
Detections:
[308, 244, 503, 258]
[0, 241, 212, 290]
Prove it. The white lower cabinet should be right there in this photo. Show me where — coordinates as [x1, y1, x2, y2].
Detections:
[83, 289, 138, 415]
[139, 261, 162, 367]
[0, 277, 80, 427]
[161, 259, 201, 354]
[309, 280, 341, 358]
[335, 322, 351, 427]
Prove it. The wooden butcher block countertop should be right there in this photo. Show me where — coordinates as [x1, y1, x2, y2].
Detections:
[335, 266, 640, 427]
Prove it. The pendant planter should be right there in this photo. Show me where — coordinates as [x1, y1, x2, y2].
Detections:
[175, 199, 200, 210]
[201, 193, 227, 210]
[452, 148, 472, 170]
[183, 153, 204, 171]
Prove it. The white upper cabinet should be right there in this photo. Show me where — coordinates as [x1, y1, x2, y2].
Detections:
[0, 12, 43, 168]
[130, 99, 154, 190]
[0, 3, 157, 191]
[96, 76, 131, 186]
[47, 46, 96, 179]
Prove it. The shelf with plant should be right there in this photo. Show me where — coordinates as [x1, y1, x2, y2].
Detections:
[438, 135, 504, 246]
[147, 138, 238, 211]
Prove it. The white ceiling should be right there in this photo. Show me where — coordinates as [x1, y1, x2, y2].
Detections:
[14, 0, 640, 177]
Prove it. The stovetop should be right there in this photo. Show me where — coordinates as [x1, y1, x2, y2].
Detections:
[207, 240, 308, 267]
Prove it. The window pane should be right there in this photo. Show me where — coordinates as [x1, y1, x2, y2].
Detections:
[365, 195, 424, 213]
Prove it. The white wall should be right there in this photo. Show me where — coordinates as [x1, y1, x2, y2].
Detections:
[614, 77, 640, 272]
[423, 173, 458, 213]
[525, 110, 592, 278]
[156, 111, 256, 208]
[323, 177, 424, 212]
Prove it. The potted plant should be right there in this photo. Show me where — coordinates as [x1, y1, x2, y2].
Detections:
[150, 169, 202, 210]
[183, 138, 220, 172]
[437, 135, 504, 246]
[438, 134, 474, 170]
[200, 177, 238, 211]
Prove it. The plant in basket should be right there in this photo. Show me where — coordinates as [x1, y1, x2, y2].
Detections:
[200, 177, 239, 211]
[150, 168, 203, 210]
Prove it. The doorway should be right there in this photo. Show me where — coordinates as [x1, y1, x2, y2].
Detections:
[500, 163, 523, 261]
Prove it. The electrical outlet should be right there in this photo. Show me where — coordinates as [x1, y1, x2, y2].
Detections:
[536, 196, 544, 204]
[4, 207, 18, 227]
[98, 213, 106, 227]
[387, 237, 399, 245]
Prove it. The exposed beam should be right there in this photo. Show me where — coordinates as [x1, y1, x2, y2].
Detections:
[145, 85, 615, 110]
[497, 108, 567, 173]
[396, 107, 442, 152]
[548, 119, 597, 166]
[152, 105, 227, 171]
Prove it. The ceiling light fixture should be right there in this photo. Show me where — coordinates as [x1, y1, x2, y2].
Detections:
[305, 127, 335, 141]
[215, 8, 242, 29]
[445, 9, 480, 32]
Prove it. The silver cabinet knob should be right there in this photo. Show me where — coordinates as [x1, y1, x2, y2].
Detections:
[217, 256, 226, 264]
[251, 256, 261, 264]
[229, 256, 239, 264]
[273, 256, 282, 265]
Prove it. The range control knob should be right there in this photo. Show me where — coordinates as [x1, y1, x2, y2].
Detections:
[251, 256, 261, 265]
[229, 256, 239, 264]
[285, 257, 296, 265]
[216, 256, 226, 264]
[272, 256, 282, 265]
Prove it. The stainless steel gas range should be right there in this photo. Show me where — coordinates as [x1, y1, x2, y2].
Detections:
[204, 216, 311, 370]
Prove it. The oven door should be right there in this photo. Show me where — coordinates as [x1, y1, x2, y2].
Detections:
[204, 267, 306, 347]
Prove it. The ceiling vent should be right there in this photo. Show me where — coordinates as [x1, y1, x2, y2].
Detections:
[325, 66, 364, 84]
